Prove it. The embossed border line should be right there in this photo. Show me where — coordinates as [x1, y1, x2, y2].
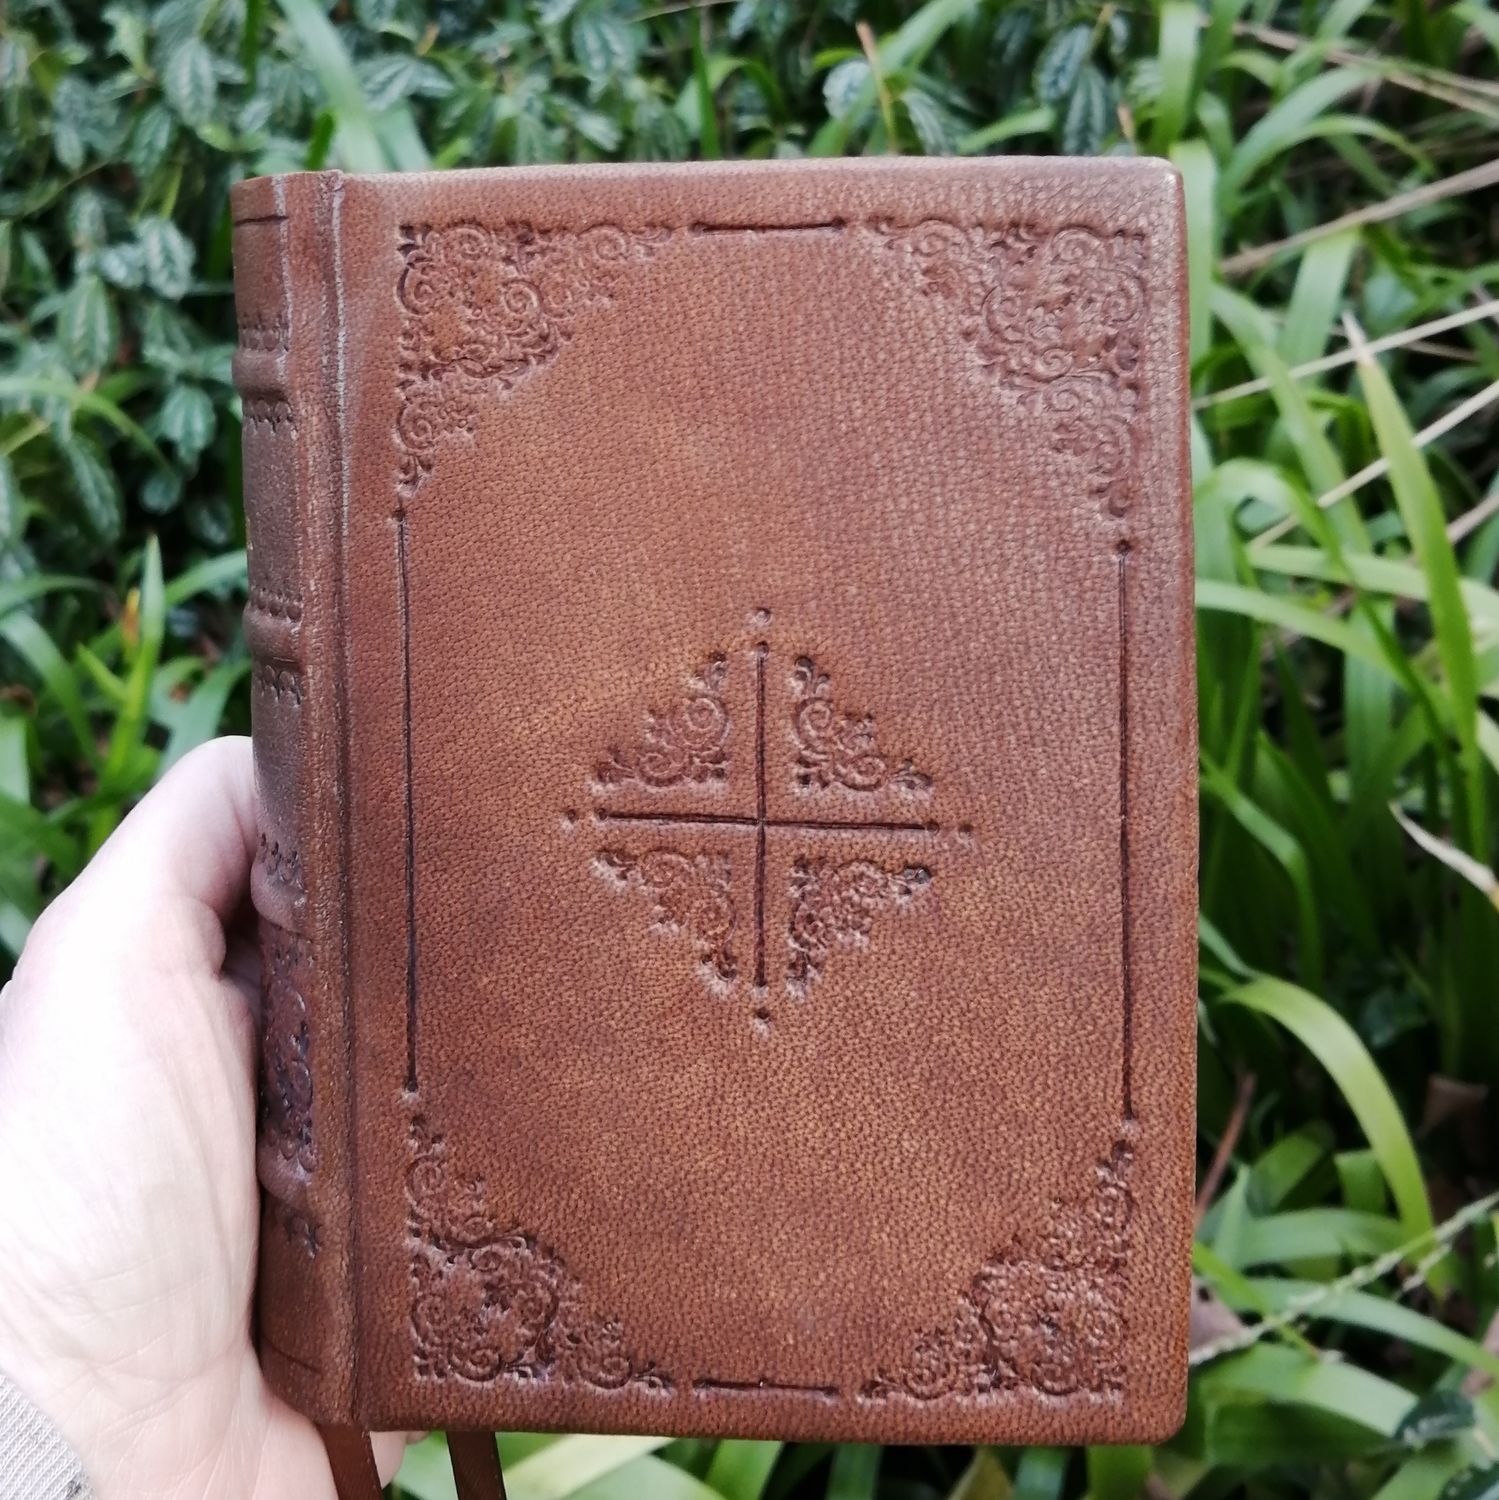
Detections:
[392, 214, 1146, 1126]
[1117, 541, 1134, 1123]
[386, 211, 1151, 1403]
[397, 506, 419, 1093]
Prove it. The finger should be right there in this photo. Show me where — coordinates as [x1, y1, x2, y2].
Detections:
[92, 735, 259, 924]
[372, 1430, 425, 1484]
[224, 925, 261, 1012]
[24, 737, 257, 979]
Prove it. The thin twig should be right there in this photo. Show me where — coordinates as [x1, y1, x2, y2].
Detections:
[1196, 1072, 1256, 1227]
[1196, 298, 1499, 410]
[1221, 159, 1499, 277]
[632, 0, 736, 20]
[855, 20, 899, 150]
[1391, 802, 1498, 902]
[1442, 294, 1499, 547]
[1448, 487, 1499, 545]
[1284, 137, 1499, 187]
[1406, 341, 1480, 364]
[1191, 1188, 1499, 1366]
[1233, 19, 1499, 113]
[1463, 1309, 1499, 1398]
[1254, 482, 1499, 661]
[1248, 376, 1499, 550]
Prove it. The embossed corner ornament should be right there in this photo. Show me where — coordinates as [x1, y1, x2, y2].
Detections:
[394, 221, 668, 500]
[864, 1132, 1136, 1403]
[404, 1118, 1136, 1403]
[876, 221, 1146, 518]
[407, 1119, 669, 1391]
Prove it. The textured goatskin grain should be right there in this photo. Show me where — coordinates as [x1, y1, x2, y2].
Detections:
[231, 157, 1198, 1448]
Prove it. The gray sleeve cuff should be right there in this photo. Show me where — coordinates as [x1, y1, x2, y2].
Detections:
[0, 1369, 92, 1500]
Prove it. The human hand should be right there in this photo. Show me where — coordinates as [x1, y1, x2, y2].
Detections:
[0, 737, 408, 1499]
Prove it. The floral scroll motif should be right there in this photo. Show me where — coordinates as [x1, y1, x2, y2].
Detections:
[863, 1134, 1135, 1402]
[595, 848, 737, 983]
[787, 858, 932, 991]
[876, 221, 1147, 518]
[408, 1119, 669, 1390]
[791, 656, 932, 794]
[256, 833, 307, 903]
[596, 655, 730, 789]
[267, 1199, 320, 1259]
[258, 922, 315, 1173]
[395, 221, 668, 500]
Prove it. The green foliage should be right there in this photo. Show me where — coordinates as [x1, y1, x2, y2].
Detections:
[2, 0, 1499, 1497]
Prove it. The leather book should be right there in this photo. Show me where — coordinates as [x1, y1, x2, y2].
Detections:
[231, 157, 1197, 1457]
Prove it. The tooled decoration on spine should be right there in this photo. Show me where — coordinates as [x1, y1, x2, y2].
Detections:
[257, 833, 308, 904]
[238, 310, 290, 351]
[863, 1134, 1135, 1402]
[268, 1199, 321, 1259]
[876, 221, 1146, 519]
[252, 660, 305, 705]
[394, 221, 670, 500]
[258, 923, 317, 1172]
[234, 200, 323, 1278]
[246, 582, 304, 623]
[407, 1119, 671, 1391]
[242, 396, 297, 431]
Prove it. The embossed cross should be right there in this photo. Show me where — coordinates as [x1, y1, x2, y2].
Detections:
[586, 631, 962, 1025]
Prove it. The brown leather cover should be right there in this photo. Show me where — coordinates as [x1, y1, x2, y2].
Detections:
[232, 158, 1197, 1447]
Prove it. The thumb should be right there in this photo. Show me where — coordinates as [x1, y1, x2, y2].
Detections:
[19, 736, 258, 984]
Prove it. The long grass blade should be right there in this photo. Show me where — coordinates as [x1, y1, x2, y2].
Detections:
[1216, 978, 1435, 1245]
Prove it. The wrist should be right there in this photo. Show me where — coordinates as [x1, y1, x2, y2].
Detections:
[0, 1363, 92, 1500]
[0, 1306, 182, 1500]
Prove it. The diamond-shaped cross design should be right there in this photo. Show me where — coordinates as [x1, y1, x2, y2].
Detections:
[585, 624, 962, 1026]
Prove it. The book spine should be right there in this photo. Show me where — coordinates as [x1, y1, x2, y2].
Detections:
[231, 172, 358, 1422]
